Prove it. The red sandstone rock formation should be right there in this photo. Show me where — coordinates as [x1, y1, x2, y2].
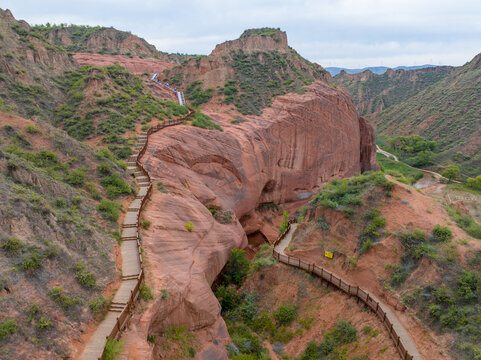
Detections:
[164, 29, 331, 89]
[359, 116, 380, 172]
[122, 80, 378, 359]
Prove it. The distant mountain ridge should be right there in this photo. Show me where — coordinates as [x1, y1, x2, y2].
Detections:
[333, 66, 455, 116]
[326, 64, 439, 76]
[372, 52, 481, 175]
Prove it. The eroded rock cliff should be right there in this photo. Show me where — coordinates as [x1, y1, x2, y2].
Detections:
[122, 80, 378, 358]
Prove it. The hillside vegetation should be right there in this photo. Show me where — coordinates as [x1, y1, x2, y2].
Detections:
[162, 28, 331, 115]
[371, 54, 481, 176]
[287, 169, 481, 360]
[0, 114, 134, 359]
[334, 66, 454, 115]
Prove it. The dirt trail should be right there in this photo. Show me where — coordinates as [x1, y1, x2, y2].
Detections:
[274, 224, 424, 360]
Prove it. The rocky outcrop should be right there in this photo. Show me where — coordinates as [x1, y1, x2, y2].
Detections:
[359, 116, 380, 172]
[210, 30, 289, 56]
[164, 29, 331, 90]
[46, 26, 159, 57]
[122, 80, 378, 358]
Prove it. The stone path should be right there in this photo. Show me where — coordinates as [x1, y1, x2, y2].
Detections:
[376, 145, 460, 184]
[79, 134, 150, 359]
[79, 106, 195, 359]
[150, 72, 186, 106]
[274, 225, 423, 360]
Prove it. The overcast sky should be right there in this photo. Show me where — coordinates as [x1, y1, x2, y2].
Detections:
[3, 0, 481, 68]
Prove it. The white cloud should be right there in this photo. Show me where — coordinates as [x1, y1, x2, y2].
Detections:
[2, 0, 481, 68]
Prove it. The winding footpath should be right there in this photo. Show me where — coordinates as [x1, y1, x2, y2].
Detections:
[376, 145, 460, 184]
[150, 73, 186, 106]
[273, 224, 423, 360]
[79, 77, 193, 359]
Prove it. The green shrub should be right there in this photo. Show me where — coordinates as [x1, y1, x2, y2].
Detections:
[49, 286, 82, 309]
[0, 237, 24, 254]
[298, 320, 357, 359]
[279, 211, 289, 234]
[21, 247, 43, 271]
[429, 304, 441, 319]
[249, 244, 276, 274]
[467, 175, 481, 191]
[65, 167, 87, 186]
[74, 263, 96, 289]
[26, 303, 41, 322]
[89, 295, 108, 313]
[103, 338, 124, 360]
[101, 173, 132, 199]
[97, 162, 112, 176]
[456, 270, 480, 301]
[156, 181, 168, 193]
[72, 195, 82, 206]
[0, 319, 17, 340]
[440, 307, 462, 328]
[329, 320, 357, 344]
[215, 285, 241, 313]
[25, 124, 41, 134]
[228, 322, 264, 356]
[160, 289, 170, 299]
[86, 182, 102, 200]
[97, 200, 121, 221]
[139, 284, 154, 301]
[191, 111, 223, 131]
[361, 239, 373, 253]
[431, 225, 453, 243]
[35, 316, 53, 330]
[43, 240, 59, 258]
[274, 305, 297, 326]
[185, 80, 213, 106]
[55, 197, 67, 208]
[141, 219, 151, 229]
[441, 164, 460, 181]
[251, 312, 276, 335]
[184, 222, 194, 232]
[222, 249, 249, 286]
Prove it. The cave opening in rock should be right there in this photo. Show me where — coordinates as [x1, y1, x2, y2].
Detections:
[247, 230, 269, 247]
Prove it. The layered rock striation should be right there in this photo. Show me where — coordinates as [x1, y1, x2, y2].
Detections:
[123, 80, 378, 358]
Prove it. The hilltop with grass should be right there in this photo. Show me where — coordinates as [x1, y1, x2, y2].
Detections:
[162, 27, 331, 116]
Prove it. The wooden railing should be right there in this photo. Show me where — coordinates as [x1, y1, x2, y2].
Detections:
[96, 109, 195, 359]
[272, 225, 414, 360]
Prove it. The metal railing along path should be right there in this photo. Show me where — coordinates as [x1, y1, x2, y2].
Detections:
[272, 223, 420, 360]
[150, 73, 186, 106]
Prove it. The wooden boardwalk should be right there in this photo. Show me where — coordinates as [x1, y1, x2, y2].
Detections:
[273, 224, 422, 360]
[79, 108, 195, 359]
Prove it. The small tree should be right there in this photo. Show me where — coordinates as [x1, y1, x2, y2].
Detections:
[223, 249, 249, 286]
[442, 164, 460, 182]
[279, 211, 289, 234]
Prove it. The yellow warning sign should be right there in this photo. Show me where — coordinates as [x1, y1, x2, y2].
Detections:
[325, 251, 333, 259]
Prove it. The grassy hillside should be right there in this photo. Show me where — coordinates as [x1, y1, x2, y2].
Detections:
[334, 66, 454, 116]
[0, 10, 75, 120]
[0, 10, 189, 358]
[163, 28, 331, 115]
[53, 64, 188, 155]
[287, 171, 481, 360]
[0, 115, 134, 358]
[371, 54, 481, 176]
